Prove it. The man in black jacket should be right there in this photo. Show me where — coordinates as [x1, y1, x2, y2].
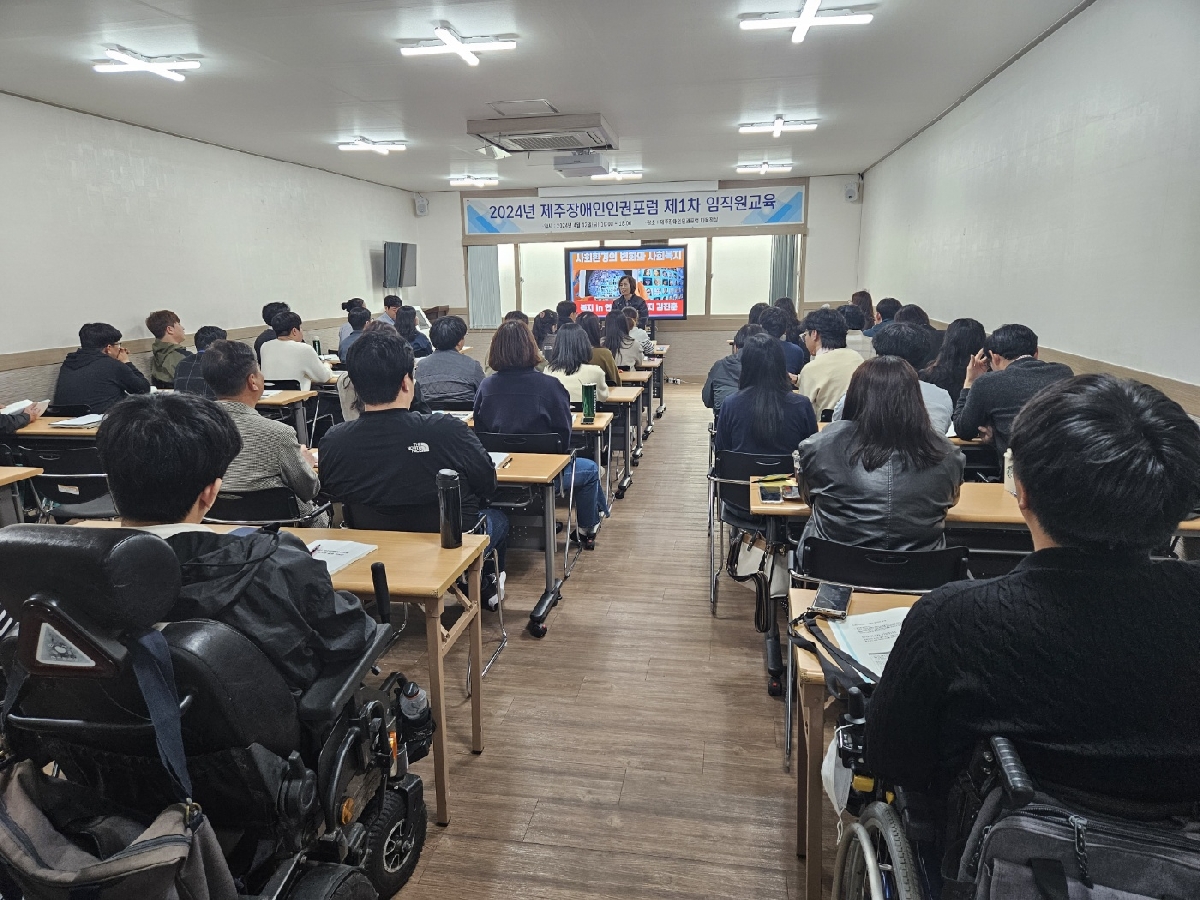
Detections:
[172, 325, 228, 400]
[867, 375, 1200, 815]
[54, 323, 151, 413]
[96, 392, 377, 696]
[952, 323, 1073, 458]
[702, 324, 760, 417]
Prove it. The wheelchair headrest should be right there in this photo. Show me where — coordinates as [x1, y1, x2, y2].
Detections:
[0, 525, 182, 631]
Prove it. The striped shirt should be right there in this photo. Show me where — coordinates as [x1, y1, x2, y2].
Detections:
[217, 400, 323, 521]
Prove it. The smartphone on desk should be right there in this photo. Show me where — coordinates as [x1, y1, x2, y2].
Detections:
[810, 583, 852, 619]
[759, 485, 784, 504]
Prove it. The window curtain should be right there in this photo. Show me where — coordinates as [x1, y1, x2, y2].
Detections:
[467, 245, 503, 329]
[769, 234, 798, 303]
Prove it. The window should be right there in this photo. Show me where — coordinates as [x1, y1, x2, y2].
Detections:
[709, 234, 775, 316]
[518, 240, 600, 311]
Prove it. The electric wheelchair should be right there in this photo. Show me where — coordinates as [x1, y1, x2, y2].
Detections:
[0, 525, 428, 899]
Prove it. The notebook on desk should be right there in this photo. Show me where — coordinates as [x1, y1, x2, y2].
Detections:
[49, 414, 104, 428]
[260, 389, 282, 398]
[489, 452, 511, 469]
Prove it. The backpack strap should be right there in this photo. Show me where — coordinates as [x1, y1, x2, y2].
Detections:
[1029, 858, 1069, 900]
[129, 629, 193, 804]
[788, 612, 881, 698]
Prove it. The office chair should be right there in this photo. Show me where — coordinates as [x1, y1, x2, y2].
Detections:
[16, 444, 117, 523]
[203, 486, 332, 528]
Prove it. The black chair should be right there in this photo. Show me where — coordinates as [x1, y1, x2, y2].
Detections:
[16, 444, 117, 523]
[819, 408, 835, 423]
[263, 379, 302, 392]
[428, 400, 475, 412]
[474, 431, 579, 557]
[44, 404, 91, 417]
[961, 442, 1002, 482]
[0, 525, 426, 899]
[204, 486, 332, 527]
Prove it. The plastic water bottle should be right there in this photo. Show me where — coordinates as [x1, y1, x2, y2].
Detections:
[400, 682, 429, 722]
[312, 338, 322, 356]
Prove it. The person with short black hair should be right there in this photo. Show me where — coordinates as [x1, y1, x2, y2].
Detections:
[555, 300, 578, 326]
[414, 315, 485, 404]
[96, 392, 376, 694]
[747, 302, 770, 326]
[395, 306, 433, 358]
[715, 333, 818, 457]
[336, 320, 434, 421]
[866, 374, 1200, 822]
[863, 296, 902, 337]
[339, 306, 372, 359]
[952, 323, 1073, 458]
[831, 323, 953, 432]
[320, 330, 508, 603]
[544, 322, 610, 404]
[377, 294, 402, 327]
[202, 340, 324, 524]
[838, 304, 873, 360]
[773, 297, 803, 345]
[616, 274, 649, 328]
[260, 311, 334, 390]
[577, 311, 619, 386]
[603, 308, 644, 368]
[921, 318, 986, 405]
[54, 323, 151, 413]
[758, 307, 808, 375]
[338, 298, 367, 346]
[798, 308, 864, 415]
[894, 303, 943, 366]
[255, 302, 290, 360]
[145, 309, 192, 388]
[173, 325, 228, 399]
[703, 324, 762, 417]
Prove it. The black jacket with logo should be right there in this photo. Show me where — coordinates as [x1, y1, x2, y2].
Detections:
[53, 348, 151, 413]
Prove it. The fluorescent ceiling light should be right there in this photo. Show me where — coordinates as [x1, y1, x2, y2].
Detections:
[337, 136, 407, 155]
[450, 177, 499, 187]
[92, 47, 201, 81]
[591, 171, 643, 182]
[739, 116, 818, 136]
[400, 26, 517, 66]
[736, 162, 794, 175]
[739, 1, 874, 43]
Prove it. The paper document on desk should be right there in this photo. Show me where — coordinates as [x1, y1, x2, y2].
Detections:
[307, 540, 376, 574]
[830, 607, 911, 679]
[50, 414, 104, 428]
[489, 452, 511, 469]
[1, 401, 33, 416]
[260, 389, 282, 398]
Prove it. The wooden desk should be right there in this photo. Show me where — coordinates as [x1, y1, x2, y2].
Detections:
[256, 390, 318, 445]
[0, 466, 41, 526]
[14, 417, 100, 439]
[599, 387, 643, 497]
[620, 370, 654, 447]
[637, 356, 667, 417]
[636, 358, 662, 370]
[788, 589, 919, 900]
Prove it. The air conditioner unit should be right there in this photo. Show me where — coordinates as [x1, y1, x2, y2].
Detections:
[553, 151, 612, 178]
[467, 113, 617, 154]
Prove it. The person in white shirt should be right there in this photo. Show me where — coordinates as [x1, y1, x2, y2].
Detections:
[544, 323, 611, 403]
[603, 308, 645, 369]
[259, 311, 334, 391]
[798, 308, 865, 417]
[622, 306, 655, 355]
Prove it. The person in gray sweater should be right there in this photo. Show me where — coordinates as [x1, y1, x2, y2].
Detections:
[703, 324, 761, 417]
[414, 315, 485, 404]
[953, 323, 1073, 459]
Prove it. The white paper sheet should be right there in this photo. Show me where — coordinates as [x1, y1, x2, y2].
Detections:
[306, 540, 377, 574]
[489, 452, 511, 469]
[830, 607, 911, 679]
[49, 414, 104, 428]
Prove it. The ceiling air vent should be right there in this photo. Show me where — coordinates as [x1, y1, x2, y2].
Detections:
[467, 114, 617, 154]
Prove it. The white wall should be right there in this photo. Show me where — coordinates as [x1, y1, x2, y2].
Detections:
[803, 175, 863, 307]
[859, 0, 1200, 385]
[0, 92, 422, 354]
[411, 191, 467, 312]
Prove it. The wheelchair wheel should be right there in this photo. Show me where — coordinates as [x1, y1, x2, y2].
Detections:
[289, 864, 377, 900]
[361, 789, 427, 898]
[832, 801, 922, 900]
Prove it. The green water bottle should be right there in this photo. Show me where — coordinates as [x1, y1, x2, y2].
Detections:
[582, 382, 596, 425]
[312, 338, 322, 356]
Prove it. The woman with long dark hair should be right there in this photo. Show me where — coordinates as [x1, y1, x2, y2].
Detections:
[797, 356, 965, 551]
[545, 323, 610, 403]
[394, 306, 433, 358]
[921, 318, 986, 405]
[715, 333, 817, 455]
[850, 291, 874, 331]
[774, 296, 803, 345]
[603, 308, 644, 369]
[577, 311, 619, 386]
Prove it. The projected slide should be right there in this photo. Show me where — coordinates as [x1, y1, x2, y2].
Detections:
[565, 246, 687, 319]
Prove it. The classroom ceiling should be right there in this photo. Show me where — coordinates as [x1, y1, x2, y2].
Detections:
[0, 0, 1084, 193]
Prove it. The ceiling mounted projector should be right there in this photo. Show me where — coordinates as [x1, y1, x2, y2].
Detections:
[553, 151, 612, 178]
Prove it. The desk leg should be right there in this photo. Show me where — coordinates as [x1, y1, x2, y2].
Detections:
[633, 396, 645, 460]
[292, 401, 310, 447]
[593, 430, 608, 505]
[468, 554, 484, 753]
[0, 484, 21, 527]
[656, 357, 666, 417]
[528, 483, 560, 637]
[604, 421, 613, 503]
[797, 682, 825, 900]
[617, 404, 633, 495]
[425, 593, 450, 826]
[642, 382, 653, 438]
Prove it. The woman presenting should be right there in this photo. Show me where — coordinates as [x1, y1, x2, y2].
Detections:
[616, 274, 649, 328]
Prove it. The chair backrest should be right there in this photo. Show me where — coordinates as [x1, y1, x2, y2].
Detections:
[819, 408, 835, 423]
[711, 450, 794, 513]
[263, 379, 301, 391]
[430, 400, 475, 412]
[800, 537, 969, 593]
[474, 432, 564, 455]
[343, 501, 440, 534]
[18, 445, 110, 505]
[45, 404, 90, 417]
[204, 486, 304, 526]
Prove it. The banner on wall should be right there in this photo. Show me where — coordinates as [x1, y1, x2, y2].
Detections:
[462, 185, 804, 236]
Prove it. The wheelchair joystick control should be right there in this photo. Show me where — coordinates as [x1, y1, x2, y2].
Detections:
[846, 686, 867, 727]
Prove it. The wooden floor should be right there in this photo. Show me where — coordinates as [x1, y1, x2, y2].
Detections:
[381, 385, 839, 900]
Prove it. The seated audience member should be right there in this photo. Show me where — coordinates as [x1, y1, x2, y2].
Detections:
[339, 306, 371, 359]
[953, 323, 1073, 458]
[475, 322, 608, 549]
[504, 310, 530, 325]
[774, 297, 804, 345]
[921, 317, 986, 405]
[260, 311, 334, 390]
[96, 392, 376, 694]
[145, 309, 192, 388]
[377, 294, 401, 327]
[202, 340, 325, 525]
[532, 309, 559, 358]
[173, 326, 228, 400]
[54, 323, 151, 413]
[863, 296, 901, 337]
[556, 299, 578, 326]
[799, 356, 964, 552]
[850, 290, 874, 331]
[893, 303, 943, 367]
[255, 302, 289, 360]
[832, 323, 953, 433]
[337, 321, 433, 421]
[577, 311, 620, 386]
[545, 323, 611, 403]
[617, 275, 649, 328]
[0, 400, 47, 434]
[703, 324, 762, 417]
[747, 302, 770, 325]
[838, 304, 873, 359]
[415, 315, 485, 404]
[758, 307, 808, 376]
[865, 374, 1200, 819]
[604, 308, 645, 369]
[321, 330, 507, 602]
[624, 307, 655, 355]
[338, 298, 366, 345]
[715, 333, 817, 456]
[395, 306, 433, 358]
[797, 308, 864, 416]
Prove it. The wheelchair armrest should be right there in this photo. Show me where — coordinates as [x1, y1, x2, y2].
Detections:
[297, 623, 392, 722]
